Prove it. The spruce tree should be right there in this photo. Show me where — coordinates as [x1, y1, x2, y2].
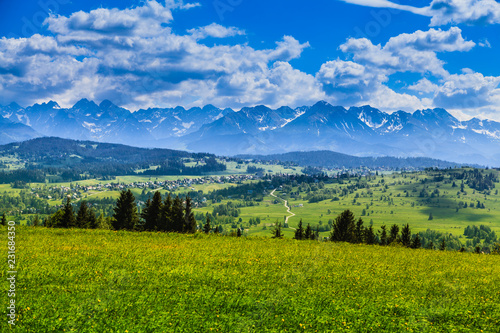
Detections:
[142, 191, 163, 231]
[160, 193, 173, 231]
[294, 219, 305, 240]
[1, 213, 6, 226]
[62, 197, 76, 228]
[330, 210, 355, 242]
[183, 196, 197, 233]
[388, 224, 400, 244]
[76, 201, 90, 228]
[271, 220, 283, 239]
[203, 213, 211, 234]
[237, 228, 242, 237]
[411, 234, 421, 249]
[305, 224, 312, 240]
[353, 218, 365, 243]
[379, 225, 388, 245]
[171, 196, 184, 232]
[364, 225, 377, 244]
[112, 190, 139, 230]
[401, 223, 412, 247]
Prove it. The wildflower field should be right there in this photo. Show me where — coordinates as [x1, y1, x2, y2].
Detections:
[3, 227, 500, 332]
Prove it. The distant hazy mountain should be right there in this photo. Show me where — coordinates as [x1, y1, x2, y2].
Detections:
[237, 151, 473, 170]
[0, 114, 42, 145]
[1, 100, 500, 166]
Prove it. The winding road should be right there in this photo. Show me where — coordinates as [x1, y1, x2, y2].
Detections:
[270, 189, 296, 230]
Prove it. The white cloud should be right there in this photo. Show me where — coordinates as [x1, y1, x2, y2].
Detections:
[0, 1, 318, 110]
[188, 23, 245, 39]
[408, 78, 440, 94]
[341, 0, 500, 26]
[340, 28, 474, 77]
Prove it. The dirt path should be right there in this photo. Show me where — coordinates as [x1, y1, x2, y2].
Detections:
[270, 189, 296, 230]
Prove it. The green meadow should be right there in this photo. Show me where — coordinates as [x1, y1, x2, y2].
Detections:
[3, 227, 499, 332]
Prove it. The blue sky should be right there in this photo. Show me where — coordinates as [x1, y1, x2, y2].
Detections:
[0, 0, 499, 120]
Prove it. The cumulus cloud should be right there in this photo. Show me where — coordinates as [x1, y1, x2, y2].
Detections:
[188, 23, 245, 39]
[339, 28, 474, 77]
[316, 59, 425, 110]
[340, 0, 500, 26]
[0, 1, 319, 110]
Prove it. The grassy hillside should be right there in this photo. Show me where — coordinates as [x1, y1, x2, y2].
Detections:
[5, 227, 500, 332]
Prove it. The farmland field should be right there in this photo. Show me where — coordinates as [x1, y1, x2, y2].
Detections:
[3, 227, 500, 332]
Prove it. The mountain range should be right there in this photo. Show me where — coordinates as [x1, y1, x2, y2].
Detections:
[1, 99, 500, 166]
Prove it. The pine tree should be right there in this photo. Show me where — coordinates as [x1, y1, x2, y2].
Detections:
[411, 234, 421, 249]
[388, 224, 400, 244]
[401, 223, 412, 247]
[141, 191, 163, 231]
[330, 210, 356, 242]
[379, 225, 388, 246]
[1, 213, 7, 226]
[183, 196, 197, 233]
[76, 201, 90, 228]
[305, 224, 313, 240]
[237, 228, 242, 237]
[171, 196, 184, 232]
[271, 220, 284, 239]
[353, 218, 365, 243]
[364, 225, 377, 244]
[294, 219, 305, 240]
[112, 190, 139, 230]
[203, 213, 211, 234]
[428, 213, 433, 220]
[160, 193, 172, 232]
[62, 197, 76, 228]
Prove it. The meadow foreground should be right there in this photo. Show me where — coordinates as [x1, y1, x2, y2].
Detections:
[4, 227, 500, 332]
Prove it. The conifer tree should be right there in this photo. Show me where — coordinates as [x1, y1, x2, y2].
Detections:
[428, 241, 434, 250]
[141, 191, 163, 231]
[112, 190, 139, 230]
[364, 225, 377, 244]
[271, 220, 284, 239]
[213, 225, 219, 234]
[294, 219, 305, 240]
[411, 234, 421, 249]
[160, 193, 173, 231]
[183, 196, 197, 233]
[203, 213, 211, 234]
[353, 218, 365, 243]
[76, 201, 90, 228]
[379, 225, 388, 246]
[62, 196, 76, 228]
[401, 223, 412, 247]
[388, 224, 400, 244]
[330, 209, 356, 242]
[237, 228, 242, 237]
[305, 223, 313, 240]
[1, 213, 6, 226]
[171, 195, 184, 232]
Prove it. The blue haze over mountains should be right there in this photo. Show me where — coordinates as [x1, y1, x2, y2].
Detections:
[1, 99, 500, 166]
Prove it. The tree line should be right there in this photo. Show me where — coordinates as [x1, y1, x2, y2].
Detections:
[44, 190, 197, 233]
